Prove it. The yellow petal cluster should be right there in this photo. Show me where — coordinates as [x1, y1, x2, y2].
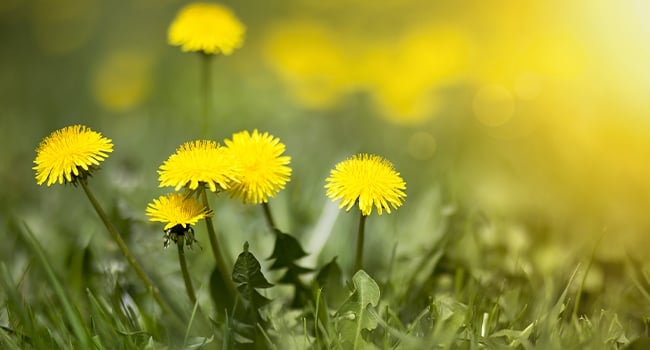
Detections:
[146, 193, 212, 231]
[168, 2, 245, 55]
[325, 154, 406, 216]
[224, 130, 291, 204]
[158, 140, 240, 192]
[33, 125, 113, 186]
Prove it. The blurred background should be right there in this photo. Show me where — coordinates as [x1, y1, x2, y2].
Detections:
[2, 0, 650, 286]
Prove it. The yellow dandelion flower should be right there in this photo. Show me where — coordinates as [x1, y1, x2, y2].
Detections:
[168, 2, 245, 55]
[224, 129, 292, 204]
[325, 154, 406, 216]
[146, 193, 212, 231]
[146, 193, 212, 248]
[158, 140, 240, 192]
[33, 125, 113, 186]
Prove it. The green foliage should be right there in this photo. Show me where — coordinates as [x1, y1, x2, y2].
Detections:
[231, 242, 274, 349]
[335, 270, 381, 349]
[267, 229, 312, 307]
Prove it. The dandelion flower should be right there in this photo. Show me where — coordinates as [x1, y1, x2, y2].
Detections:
[33, 125, 113, 186]
[146, 193, 212, 248]
[168, 2, 245, 55]
[147, 193, 212, 231]
[325, 154, 406, 216]
[224, 130, 291, 204]
[158, 140, 240, 192]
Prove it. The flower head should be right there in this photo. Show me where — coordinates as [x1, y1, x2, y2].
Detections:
[325, 154, 406, 216]
[146, 193, 212, 248]
[224, 130, 291, 204]
[146, 193, 212, 231]
[158, 140, 240, 192]
[33, 125, 114, 186]
[168, 2, 245, 55]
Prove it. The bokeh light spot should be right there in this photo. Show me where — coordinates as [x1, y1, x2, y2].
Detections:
[407, 131, 437, 160]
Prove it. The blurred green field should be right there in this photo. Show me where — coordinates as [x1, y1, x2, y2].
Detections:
[2, 0, 650, 348]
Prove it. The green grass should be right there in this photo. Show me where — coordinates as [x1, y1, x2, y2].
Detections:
[2, 190, 649, 349]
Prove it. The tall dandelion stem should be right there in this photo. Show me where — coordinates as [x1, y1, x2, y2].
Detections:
[200, 188, 236, 298]
[354, 212, 367, 272]
[261, 202, 277, 231]
[79, 180, 172, 314]
[176, 236, 197, 305]
[201, 53, 213, 137]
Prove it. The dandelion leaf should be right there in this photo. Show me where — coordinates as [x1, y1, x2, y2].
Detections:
[314, 257, 347, 306]
[268, 229, 308, 269]
[232, 242, 273, 310]
[231, 242, 273, 349]
[267, 229, 312, 307]
[336, 270, 380, 350]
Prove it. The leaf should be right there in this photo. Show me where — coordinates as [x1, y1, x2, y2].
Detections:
[267, 230, 312, 307]
[336, 270, 381, 350]
[232, 242, 273, 311]
[268, 230, 308, 269]
[231, 242, 274, 349]
[314, 257, 347, 307]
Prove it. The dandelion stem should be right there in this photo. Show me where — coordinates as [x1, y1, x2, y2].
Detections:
[261, 202, 277, 232]
[176, 236, 197, 305]
[354, 212, 367, 272]
[199, 188, 236, 299]
[201, 53, 213, 138]
[79, 180, 172, 315]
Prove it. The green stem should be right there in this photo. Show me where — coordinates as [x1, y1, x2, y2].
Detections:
[200, 188, 236, 299]
[176, 236, 197, 305]
[79, 180, 172, 315]
[201, 53, 213, 138]
[261, 202, 277, 232]
[354, 212, 367, 273]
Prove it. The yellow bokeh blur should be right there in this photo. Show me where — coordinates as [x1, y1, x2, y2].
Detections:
[91, 51, 154, 112]
[261, 0, 650, 258]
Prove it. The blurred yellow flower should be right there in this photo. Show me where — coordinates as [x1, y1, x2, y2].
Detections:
[224, 129, 291, 204]
[325, 154, 406, 216]
[33, 125, 113, 186]
[263, 21, 348, 108]
[158, 140, 240, 192]
[168, 2, 245, 55]
[146, 193, 212, 231]
[92, 51, 153, 112]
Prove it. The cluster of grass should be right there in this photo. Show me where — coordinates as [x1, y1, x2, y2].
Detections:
[3, 191, 650, 349]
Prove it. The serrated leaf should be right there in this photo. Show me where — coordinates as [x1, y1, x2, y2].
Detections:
[230, 242, 274, 348]
[336, 270, 381, 350]
[233, 242, 273, 292]
[267, 231, 312, 308]
[268, 230, 309, 269]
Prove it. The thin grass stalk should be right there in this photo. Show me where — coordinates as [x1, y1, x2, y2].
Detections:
[22, 225, 91, 348]
[79, 180, 172, 315]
